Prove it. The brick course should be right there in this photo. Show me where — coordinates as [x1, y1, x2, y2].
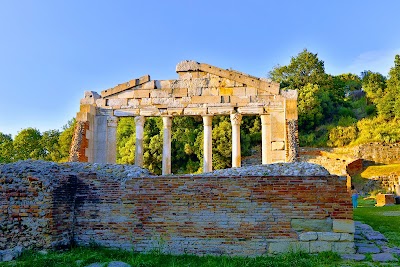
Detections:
[0, 163, 354, 256]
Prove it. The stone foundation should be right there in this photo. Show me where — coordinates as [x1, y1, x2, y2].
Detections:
[0, 161, 354, 256]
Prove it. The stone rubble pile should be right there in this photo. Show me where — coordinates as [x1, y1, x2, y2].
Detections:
[0, 160, 152, 182]
[199, 162, 330, 177]
[342, 221, 400, 263]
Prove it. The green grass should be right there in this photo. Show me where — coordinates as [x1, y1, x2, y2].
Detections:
[360, 164, 400, 178]
[354, 197, 400, 247]
[2, 246, 379, 267]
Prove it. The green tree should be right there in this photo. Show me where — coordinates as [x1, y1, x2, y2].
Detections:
[297, 83, 324, 131]
[361, 71, 386, 104]
[269, 49, 326, 89]
[0, 133, 14, 163]
[376, 55, 400, 119]
[13, 128, 44, 160]
[58, 119, 76, 162]
[117, 117, 136, 164]
[41, 129, 61, 161]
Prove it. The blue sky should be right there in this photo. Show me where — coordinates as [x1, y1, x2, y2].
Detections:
[1, 0, 400, 137]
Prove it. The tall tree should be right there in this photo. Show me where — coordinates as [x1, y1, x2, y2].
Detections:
[13, 128, 44, 160]
[269, 49, 326, 89]
[0, 132, 14, 163]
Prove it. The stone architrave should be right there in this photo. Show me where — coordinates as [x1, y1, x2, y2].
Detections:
[162, 116, 172, 175]
[135, 116, 145, 167]
[230, 113, 242, 168]
[203, 115, 213, 172]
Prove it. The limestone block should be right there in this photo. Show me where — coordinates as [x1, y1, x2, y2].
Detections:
[208, 77, 221, 87]
[317, 232, 341, 241]
[376, 194, 395, 206]
[140, 98, 152, 106]
[141, 81, 156, 89]
[80, 91, 101, 105]
[96, 99, 106, 107]
[167, 108, 184, 115]
[281, 89, 298, 100]
[156, 80, 172, 89]
[310, 241, 332, 253]
[176, 60, 201, 72]
[232, 87, 246, 96]
[271, 141, 285, 151]
[246, 87, 257, 96]
[268, 241, 309, 254]
[231, 96, 250, 105]
[114, 109, 140, 117]
[183, 107, 207, 116]
[202, 87, 219, 96]
[332, 242, 355, 254]
[340, 233, 354, 241]
[237, 107, 264, 114]
[219, 87, 233, 96]
[79, 104, 96, 114]
[151, 98, 175, 108]
[208, 107, 234, 115]
[107, 98, 128, 107]
[180, 96, 191, 104]
[138, 75, 151, 84]
[140, 107, 160, 116]
[132, 90, 151, 98]
[333, 220, 355, 233]
[191, 96, 221, 104]
[171, 80, 190, 89]
[117, 89, 134, 99]
[150, 90, 172, 98]
[76, 112, 89, 122]
[224, 78, 237, 87]
[188, 86, 202, 97]
[172, 88, 188, 97]
[178, 72, 192, 79]
[299, 232, 318, 241]
[127, 99, 140, 107]
[291, 219, 333, 232]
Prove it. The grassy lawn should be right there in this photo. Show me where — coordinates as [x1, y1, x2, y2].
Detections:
[354, 197, 400, 247]
[360, 164, 400, 178]
[2, 248, 350, 267]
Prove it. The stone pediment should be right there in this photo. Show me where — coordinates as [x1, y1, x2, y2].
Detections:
[84, 60, 296, 117]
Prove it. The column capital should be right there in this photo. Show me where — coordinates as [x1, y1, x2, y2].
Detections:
[230, 113, 242, 126]
[134, 115, 145, 126]
[162, 116, 172, 128]
[202, 115, 213, 126]
[260, 114, 270, 125]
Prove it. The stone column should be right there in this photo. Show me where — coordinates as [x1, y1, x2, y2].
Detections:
[260, 114, 271, 164]
[106, 116, 118, 163]
[135, 116, 145, 167]
[203, 115, 213, 173]
[162, 116, 172, 175]
[230, 113, 242, 168]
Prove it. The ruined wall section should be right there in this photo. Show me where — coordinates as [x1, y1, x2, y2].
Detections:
[353, 143, 400, 164]
[1, 161, 354, 256]
[0, 161, 78, 250]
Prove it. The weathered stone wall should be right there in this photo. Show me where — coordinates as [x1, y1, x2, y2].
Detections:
[1, 161, 354, 256]
[353, 143, 400, 164]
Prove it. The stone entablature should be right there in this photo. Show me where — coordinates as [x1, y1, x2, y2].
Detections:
[71, 60, 299, 173]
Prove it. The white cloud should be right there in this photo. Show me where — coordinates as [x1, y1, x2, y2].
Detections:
[345, 48, 400, 76]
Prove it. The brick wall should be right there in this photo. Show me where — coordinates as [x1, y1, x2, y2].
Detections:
[354, 143, 400, 164]
[1, 163, 355, 256]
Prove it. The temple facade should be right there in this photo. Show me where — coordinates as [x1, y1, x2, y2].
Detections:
[69, 60, 298, 173]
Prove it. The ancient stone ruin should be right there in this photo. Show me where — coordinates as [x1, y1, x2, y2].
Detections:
[0, 161, 355, 257]
[69, 60, 299, 173]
